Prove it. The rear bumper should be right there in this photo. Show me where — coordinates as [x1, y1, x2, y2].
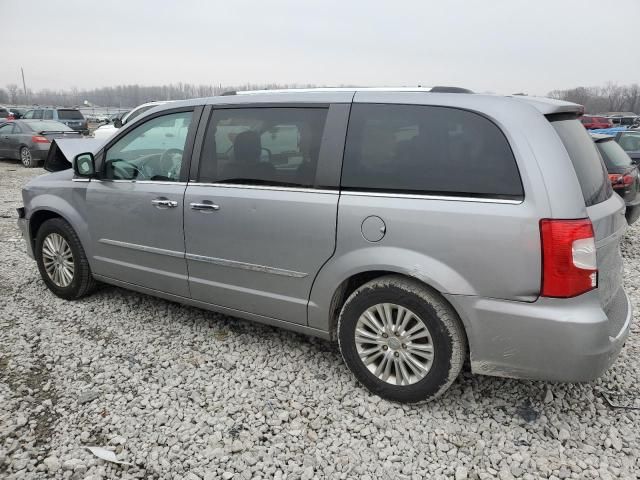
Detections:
[446, 289, 632, 382]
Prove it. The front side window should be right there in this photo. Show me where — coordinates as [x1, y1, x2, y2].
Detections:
[43, 110, 53, 120]
[33, 110, 43, 120]
[342, 104, 523, 198]
[104, 111, 193, 181]
[22, 110, 34, 119]
[198, 108, 328, 187]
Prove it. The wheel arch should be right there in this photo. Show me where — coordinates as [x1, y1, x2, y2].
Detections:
[28, 203, 90, 261]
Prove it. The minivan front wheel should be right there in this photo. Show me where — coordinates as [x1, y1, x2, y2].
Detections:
[338, 275, 466, 403]
[35, 218, 96, 300]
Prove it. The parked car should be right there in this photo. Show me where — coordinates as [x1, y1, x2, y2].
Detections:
[8, 107, 27, 120]
[22, 108, 89, 135]
[0, 107, 10, 120]
[592, 134, 640, 224]
[18, 88, 631, 403]
[0, 120, 81, 167]
[581, 115, 613, 129]
[613, 130, 640, 164]
[92, 102, 166, 140]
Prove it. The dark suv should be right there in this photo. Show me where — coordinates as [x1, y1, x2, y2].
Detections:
[23, 108, 88, 135]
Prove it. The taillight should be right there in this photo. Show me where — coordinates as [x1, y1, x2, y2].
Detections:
[31, 135, 50, 143]
[608, 173, 634, 189]
[540, 219, 597, 298]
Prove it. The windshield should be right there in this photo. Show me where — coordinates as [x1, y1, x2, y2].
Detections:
[597, 139, 633, 168]
[618, 132, 640, 152]
[57, 109, 84, 120]
[550, 117, 611, 206]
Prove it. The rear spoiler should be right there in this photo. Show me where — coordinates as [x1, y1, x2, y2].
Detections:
[44, 137, 105, 172]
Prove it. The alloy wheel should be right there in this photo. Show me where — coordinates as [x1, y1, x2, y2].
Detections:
[41, 233, 74, 287]
[355, 303, 434, 385]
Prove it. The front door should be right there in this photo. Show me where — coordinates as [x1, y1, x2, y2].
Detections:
[184, 106, 340, 324]
[86, 108, 198, 297]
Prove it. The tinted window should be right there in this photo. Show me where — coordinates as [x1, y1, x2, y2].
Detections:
[596, 139, 633, 169]
[33, 110, 43, 120]
[57, 109, 83, 120]
[199, 108, 328, 187]
[341, 104, 523, 198]
[104, 111, 193, 181]
[550, 118, 611, 206]
[43, 110, 54, 120]
[618, 132, 640, 152]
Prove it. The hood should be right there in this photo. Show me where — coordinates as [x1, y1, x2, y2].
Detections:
[44, 137, 105, 172]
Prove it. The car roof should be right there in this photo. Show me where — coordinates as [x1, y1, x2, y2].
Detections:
[156, 87, 583, 116]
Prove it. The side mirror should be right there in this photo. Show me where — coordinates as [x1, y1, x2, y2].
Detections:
[73, 152, 96, 177]
[113, 118, 123, 128]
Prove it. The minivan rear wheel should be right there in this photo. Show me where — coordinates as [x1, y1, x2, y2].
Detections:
[35, 218, 96, 300]
[337, 275, 466, 403]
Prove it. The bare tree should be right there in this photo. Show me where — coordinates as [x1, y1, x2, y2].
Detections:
[6, 84, 19, 104]
[0, 88, 9, 104]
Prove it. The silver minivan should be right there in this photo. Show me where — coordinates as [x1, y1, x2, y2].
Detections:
[18, 88, 632, 403]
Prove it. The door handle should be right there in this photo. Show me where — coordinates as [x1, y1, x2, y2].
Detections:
[190, 202, 220, 211]
[151, 199, 178, 208]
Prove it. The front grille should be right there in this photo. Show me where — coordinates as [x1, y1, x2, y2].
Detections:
[604, 287, 629, 337]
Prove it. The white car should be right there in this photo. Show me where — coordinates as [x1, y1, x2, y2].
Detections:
[92, 101, 168, 140]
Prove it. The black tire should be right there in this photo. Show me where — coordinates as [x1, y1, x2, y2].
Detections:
[35, 218, 96, 300]
[337, 275, 466, 403]
[20, 146, 37, 168]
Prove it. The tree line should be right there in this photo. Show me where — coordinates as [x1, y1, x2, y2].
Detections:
[547, 83, 639, 114]
[1, 81, 638, 114]
[0, 82, 318, 108]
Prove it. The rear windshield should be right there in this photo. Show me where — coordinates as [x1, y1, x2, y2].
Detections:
[596, 139, 633, 169]
[550, 117, 612, 206]
[57, 109, 84, 120]
[26, 121, 74, 132]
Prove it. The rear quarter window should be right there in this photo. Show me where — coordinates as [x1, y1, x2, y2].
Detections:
[341, 104, 523, 198]
[550, 117, 612, 206]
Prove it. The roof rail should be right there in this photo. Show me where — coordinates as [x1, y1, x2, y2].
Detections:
[224, 86, 473, 95]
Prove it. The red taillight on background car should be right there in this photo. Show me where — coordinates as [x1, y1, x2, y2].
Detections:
[31, 135, 50, 144]
[540, 219, 597, 298]
[608, 173, 634, 190]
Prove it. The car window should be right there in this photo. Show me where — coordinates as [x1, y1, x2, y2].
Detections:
[596, 139, 633, 168]
[104, 111, 193, 182]
[0, 109, 8, 118]
[198, 108, 328, 187]
[550, 118, 611, 206]
[23, 110, 34, 119]
[0, 123, 14, 133]
[32, 110, 44, 120]
[341, 104, 523, 198]
[43, 110, 54, 120]
[618, 132, 640, 152]
[57, 109, 84, 120]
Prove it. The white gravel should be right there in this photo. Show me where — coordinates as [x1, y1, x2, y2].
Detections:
[1, 159, 639, 479]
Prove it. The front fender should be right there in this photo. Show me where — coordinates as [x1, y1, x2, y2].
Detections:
[307, 246, 475, 332]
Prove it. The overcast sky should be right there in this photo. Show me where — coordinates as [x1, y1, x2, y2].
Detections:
[2, 0, 639, 95]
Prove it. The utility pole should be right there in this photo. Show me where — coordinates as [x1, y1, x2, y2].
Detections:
[21, 67, 28, 104]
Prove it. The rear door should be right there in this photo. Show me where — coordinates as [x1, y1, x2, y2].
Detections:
[551, 118, 628, 335]
[183, 104, 348, 324]
[0, 123, 14, 157]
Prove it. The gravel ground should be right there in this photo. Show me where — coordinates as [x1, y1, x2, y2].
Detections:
[0, 158, 639, 480]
